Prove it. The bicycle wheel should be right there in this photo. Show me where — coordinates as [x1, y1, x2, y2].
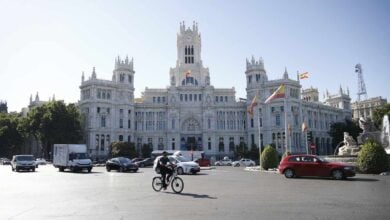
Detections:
[152, 177, 163, 192]
[171, 177, 184, 193]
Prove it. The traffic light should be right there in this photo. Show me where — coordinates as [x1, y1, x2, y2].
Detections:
[307, 131, 312, 143]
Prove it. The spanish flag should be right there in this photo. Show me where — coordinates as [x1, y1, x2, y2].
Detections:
[299, 72, 309, 79]
[185, 70, 191, 77]
[265, 84, 285, 103]
[247, 95, 258, 118]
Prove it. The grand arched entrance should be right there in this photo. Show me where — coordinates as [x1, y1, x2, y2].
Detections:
[180, 118, 203, 151]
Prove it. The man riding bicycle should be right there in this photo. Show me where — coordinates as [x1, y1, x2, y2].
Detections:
[158, 151, 173, 190]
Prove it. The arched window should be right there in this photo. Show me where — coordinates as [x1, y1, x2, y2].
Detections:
[181, 77, 198, 86]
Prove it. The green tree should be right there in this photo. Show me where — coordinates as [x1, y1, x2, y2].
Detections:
[234, 142, 247, 159]
[247, 143, 259, 162]
[110, 141, 137, 158]
[260, 145, 279, 170]
[372, 103, 390, 128]
[328, 119, 362, 149]
[218, 142, 224, 152]
[357, 139, 389, 174]
[23, 101, 83, 158]
[141, 143, 153, 158]
[0, 113, 24, 157]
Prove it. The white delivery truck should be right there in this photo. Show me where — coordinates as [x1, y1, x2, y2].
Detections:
[53, 144, 93, 173]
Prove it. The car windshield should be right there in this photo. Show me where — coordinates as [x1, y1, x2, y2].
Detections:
[16, 156, 34, 161]
[71, 153, 88, 160]
[175, 156, 190, 162]
[317, 157, 328, 163]
[119, 158, 131, 163]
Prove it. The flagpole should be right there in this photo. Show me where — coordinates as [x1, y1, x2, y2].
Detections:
[257, 105, 262, 170]
[305, 132, 309, 154]
[284, 98, 288, 154]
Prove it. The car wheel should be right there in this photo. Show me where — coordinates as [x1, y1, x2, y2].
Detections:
[119, 167, 124, 172]
[177, 167, 184, 175]
[332, 170, 344, 180]
[284, 169, 295, 178]
[88, 168, 92, 173]
[234, 163, 240, 167]
[106, 167, 111, 172]
[227, 163, 231, 166]
[249, 163, 254, 167]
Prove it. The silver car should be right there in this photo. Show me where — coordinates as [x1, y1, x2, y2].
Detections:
[11, 155, 36, 172]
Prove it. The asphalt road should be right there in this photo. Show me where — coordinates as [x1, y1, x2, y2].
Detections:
[0, 165, 389, 220]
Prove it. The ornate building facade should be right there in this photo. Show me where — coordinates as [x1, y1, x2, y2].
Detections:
[79, 22, 351, 159]
[351, 96, 387, 120]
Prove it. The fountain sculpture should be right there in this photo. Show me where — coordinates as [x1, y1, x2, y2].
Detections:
[338, 115, 390, 156]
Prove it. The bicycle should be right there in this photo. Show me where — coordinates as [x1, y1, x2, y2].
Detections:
[152, 165, 184, 193]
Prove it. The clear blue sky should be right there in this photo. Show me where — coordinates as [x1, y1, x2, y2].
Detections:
[0, 0, 389, 112]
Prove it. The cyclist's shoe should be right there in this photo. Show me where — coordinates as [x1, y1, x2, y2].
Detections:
[162, 184, 167, 190]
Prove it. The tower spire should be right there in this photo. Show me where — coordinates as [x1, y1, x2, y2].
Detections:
[92, 67, 97, 79]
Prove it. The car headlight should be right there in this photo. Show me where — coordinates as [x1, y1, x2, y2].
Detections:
[343, 166, 353, 170]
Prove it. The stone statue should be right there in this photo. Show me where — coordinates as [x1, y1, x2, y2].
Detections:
[344, 132, 357, 147]
[358, 117, 379, 144]
[359, 117, 375, 133]
[338, 132, 360, 156]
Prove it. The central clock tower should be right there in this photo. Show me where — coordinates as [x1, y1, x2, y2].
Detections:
[169, 21, 210, 88]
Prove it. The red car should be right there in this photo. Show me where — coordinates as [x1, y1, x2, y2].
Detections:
[279, 155, 355, 180]
[195, 158, 211, 167]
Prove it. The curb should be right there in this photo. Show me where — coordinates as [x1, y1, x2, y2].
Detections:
[244, 166, 279, 174]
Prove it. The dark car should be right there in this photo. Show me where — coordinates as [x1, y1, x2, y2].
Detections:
[135, 157, 154, 167]
[131, 158, 144, 163]
[194, 158, 211, 167]
[279, 154, 355, 180]
[106, 157, 139, 172]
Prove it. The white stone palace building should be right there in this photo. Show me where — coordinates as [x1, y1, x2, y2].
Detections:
[79, 22, 352, 159]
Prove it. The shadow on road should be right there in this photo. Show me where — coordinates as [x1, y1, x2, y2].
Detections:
[59, 171, 104, 174]
[165, 192, 217, 199]
[348, 177, 379, 182]
[191, 173, 208, 176]
[291, 176, 379, 182]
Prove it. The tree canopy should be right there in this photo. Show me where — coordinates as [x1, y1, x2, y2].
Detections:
[24, 101, 83, 158]
[0, 113, 23, 157]
[328, 119, 362, 149]
[372, 103, 390, 128]
[110, 141, 137, 158]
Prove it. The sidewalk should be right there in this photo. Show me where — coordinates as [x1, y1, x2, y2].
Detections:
[244, 166, 279, 174]
[200, 166, 216, 170]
